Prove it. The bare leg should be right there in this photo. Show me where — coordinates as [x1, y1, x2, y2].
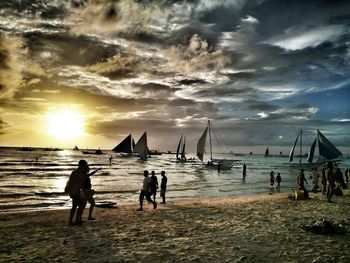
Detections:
[88, 198, 95, 220]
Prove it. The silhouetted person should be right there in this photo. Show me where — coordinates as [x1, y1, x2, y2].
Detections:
[297, 169, 309, 199]
[150, 171, 158, 202]
[311, 166, 320, 192]
[325, 162, 335, 202]
[345, 168, 349, 184]
[334, 168, 347, 189]
[269, 171, 275, 187]
[65, 160, 89, 225]
[242, 164, 247, 181]
[276, 173, 281, 189]
[160, 171, 167, 204]
[109, 155, 113, 165]
[82, 167, 101, 220]
[137, 170, 157, 211]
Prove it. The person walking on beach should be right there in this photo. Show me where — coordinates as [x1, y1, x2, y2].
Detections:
[325, 162, 335, 203]
[65, 160, 90, 225]
[82, 167, 101, 220]
[242, 164, 247, 181]
[160, 171, 167, 204]
[276, 173, 281, 189]
[297, 169, 309, 199]
[269, 171, 275, 187]
[150, 171, 158, 202]
[137, 170, 157, 211]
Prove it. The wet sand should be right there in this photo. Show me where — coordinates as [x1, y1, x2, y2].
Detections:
[1, 191, 349, 262]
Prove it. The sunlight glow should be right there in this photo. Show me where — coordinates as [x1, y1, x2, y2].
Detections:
[47, 110, 85, 140]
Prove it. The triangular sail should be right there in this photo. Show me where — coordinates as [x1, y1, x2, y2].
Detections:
[176, 134, 183, 159]
[197, 127, 208, 161]
[289, 130, 301, 162]
[264, 147, 269, 157]
[112, 134, 134, 154]
[134, 132, 148, 160]
[317, 130, 342, 160]
[181, 136, 186, 159]
[307, 138, 317, 163]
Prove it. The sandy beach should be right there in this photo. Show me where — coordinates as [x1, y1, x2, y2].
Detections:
[1, 191, 349, 263]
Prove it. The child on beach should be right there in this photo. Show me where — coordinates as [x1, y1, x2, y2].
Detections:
[82, 167, 101, 220]
[297, 169, 309, 199]
[150, 171, 158, 203]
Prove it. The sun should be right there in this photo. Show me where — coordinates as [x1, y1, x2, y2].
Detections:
[46, 110, 85, 140]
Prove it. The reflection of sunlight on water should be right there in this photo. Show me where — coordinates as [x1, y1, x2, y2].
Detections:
[53, 176, 67, 191]
[58, 150, 72, 156]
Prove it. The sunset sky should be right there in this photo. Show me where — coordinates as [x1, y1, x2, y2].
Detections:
[0, 0, 349, 152]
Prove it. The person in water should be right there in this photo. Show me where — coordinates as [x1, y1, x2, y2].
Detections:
[137, 170, 157, 211]
[160, 171, 167, 204]
[65, 160, 90, 225]
[242, 164, 247, 181]
[269, 171, 275, 187]
[276, 173, 281, 189]
[82, 166, 101, 220]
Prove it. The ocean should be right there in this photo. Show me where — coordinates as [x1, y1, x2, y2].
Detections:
[1, 147, 349, 213]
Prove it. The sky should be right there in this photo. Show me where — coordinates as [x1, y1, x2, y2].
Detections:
[0, 0, 349, 153]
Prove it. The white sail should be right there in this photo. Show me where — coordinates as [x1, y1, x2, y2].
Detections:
[176, 134, 183, 159]
[197, 127, 208, 161]
[134, 132, 148, 160]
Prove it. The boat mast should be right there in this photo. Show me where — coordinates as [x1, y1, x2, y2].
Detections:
[208, 120, 213, 161]
[299, 129, 302, 164]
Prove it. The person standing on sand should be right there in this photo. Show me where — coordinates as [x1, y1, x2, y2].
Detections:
[269, 171, 275, 187]
[297, 169, 309, 199]
[82, 167, 101, 220]
[65, 160, 89, 225]
[242, 164, 247, 181]
[311, 166, 320, 192]
[137, 170, 157, 211]
[150, 171, 158, 202]
[276, 173, 281, 189]
[160, 171, 167, 204]
[325, 162, 335, 203]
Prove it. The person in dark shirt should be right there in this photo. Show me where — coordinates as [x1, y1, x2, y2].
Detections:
[276, 173, 281, 189]
[150, 171, 158, 202]
[242, 164, 247, 181]
[160, 171, 167, 204]
[297, 169, 309, 199]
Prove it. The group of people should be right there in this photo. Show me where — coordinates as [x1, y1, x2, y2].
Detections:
[64, 160, 100, 225]
[65, 160, 168, 225]
[296, 162, 348, 202]
[269, 171, 282, 189]
[137, 170, 168, 211]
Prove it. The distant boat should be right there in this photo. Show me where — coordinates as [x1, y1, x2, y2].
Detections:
[134, 132, 149, 160]
[73, 145, 79, 151]
[176, 134, 187, 161]
[149, 149, 163, 155]
[264, 147, 269, 157]
[197, 120, 235, 170]
[112, 133, 135, 156]
[82, 148, 104, 155]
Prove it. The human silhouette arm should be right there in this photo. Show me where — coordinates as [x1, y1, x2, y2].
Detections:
[88, 168, 102, 176]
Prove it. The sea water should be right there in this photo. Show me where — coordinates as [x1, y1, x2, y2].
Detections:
[0, 148, 349, 213]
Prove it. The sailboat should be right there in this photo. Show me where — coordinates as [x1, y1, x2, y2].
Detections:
[176, 134, 187, 162]
[264, 147, 269, 157]
[196, 120, 235, 170]
[112, 133, 135, 156]
[134, 132, 149, 161]
[288, 129, 343, 166]
[307, 129, 343, 164]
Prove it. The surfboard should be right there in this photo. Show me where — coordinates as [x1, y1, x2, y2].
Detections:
[95, 201, 117, 208]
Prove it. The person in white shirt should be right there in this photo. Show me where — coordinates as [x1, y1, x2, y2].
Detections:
[137, 170, 157, 211]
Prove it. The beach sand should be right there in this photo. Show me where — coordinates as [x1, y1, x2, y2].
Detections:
[1, 191, 349, 263]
